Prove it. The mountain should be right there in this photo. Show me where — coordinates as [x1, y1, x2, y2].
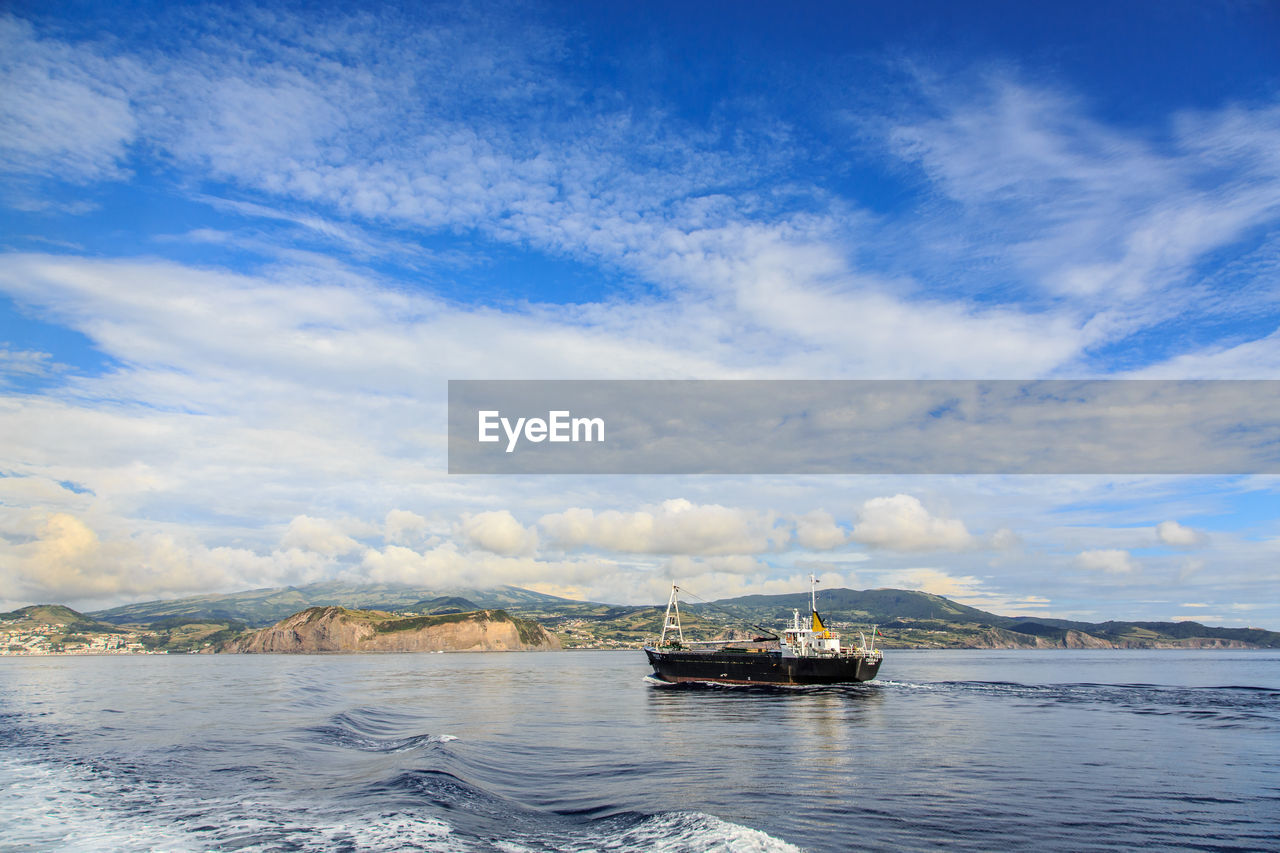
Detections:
[222, 606, 561, 653]
[67, 583, 1280, 649]
[701, 588, 1280, 649]
[90, 582, 578, 627]
[0, 604, 127, 634]
[409, 596, 481, 614]
[709, 588, 1000, 625]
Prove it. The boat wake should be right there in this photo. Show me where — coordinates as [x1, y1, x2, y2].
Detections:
[0, 712, 801, 853]
[878, 679, 1280, 728]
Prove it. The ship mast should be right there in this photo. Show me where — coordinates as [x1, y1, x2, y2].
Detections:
[660, 583, 683, 645]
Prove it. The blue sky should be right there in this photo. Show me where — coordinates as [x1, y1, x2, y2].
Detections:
[1, 1, 1278, 626]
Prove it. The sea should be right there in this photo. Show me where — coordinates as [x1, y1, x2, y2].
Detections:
[1, 649, 1277, 852]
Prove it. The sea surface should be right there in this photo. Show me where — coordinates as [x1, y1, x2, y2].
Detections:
[1, 649, 1278, 852]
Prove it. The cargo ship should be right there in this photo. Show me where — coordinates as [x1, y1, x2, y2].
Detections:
[643, 577, 882, 685]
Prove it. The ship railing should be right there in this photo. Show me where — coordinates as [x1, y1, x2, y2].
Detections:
[650, 638, 778, 650]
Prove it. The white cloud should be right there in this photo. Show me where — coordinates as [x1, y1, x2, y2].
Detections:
[0, 17, 141, 182]
[633, 566, 862, 609]
[0, 511, 241, 604]
[5, 14, 1279, 385]
[793, 510, 848, 550]
[1074, 549, 1137, 574]
[875, 567, 986, 598]
[1135, 328, 1280, 379]
[539, 499, 787, 555]
[384, 509, 430, 547]
[664, 554, 772, 578]
[873, 566, 1051, 616]
[280, 515, 361, 556]
[885, 74, 1280, 366]
[0, 346, 65, 383]
[458, 510, 538, 556]
[358, 540, 612, 596]
[851, 494, 974, 551]
[989, 527, 1021, 549]
[0, 16, 1103, 381]
[1178, 558, 1205, 582]
[1156, 520, 1207, 547]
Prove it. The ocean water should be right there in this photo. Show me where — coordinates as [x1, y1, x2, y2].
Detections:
[1, 650, 1277, 852]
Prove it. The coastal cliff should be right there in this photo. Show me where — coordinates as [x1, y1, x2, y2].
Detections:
[962, 626, 1258, 650]
[222, 606, 561, 653]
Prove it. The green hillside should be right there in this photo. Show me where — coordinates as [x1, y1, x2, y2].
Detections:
[89, 582, 580, 627]
[408, 596, 481, 614]
[1, 604, 126, 634]
[711, 588, 1001, 625]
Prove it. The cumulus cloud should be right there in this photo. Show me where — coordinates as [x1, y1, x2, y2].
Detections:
[0, 511, 238, 604]
[876, 567, 986, 600]
[634, 565, 862, 608]
[664, 554, 771, 578]
[384, 509, 431, 547]
[1156, 520, 1207, 547]
[280, 515, 362, 556]
[458, 510, 538, 556]
[539, 499, 787, 555]
[1075, 549, 1137, 574]
[359, 540, 609, 594]
[874, 567, 1051, 616]
[989, 527, 1021, 549]
[851, 494, 974, 551]
[793, 510, 848, 550]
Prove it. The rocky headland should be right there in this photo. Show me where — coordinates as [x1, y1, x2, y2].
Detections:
[221, 606, 562, 653]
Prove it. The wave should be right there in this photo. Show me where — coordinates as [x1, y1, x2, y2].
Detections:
[304, 706, 459, 753]
[552, 811, 803, 853]
[0, 744, 800, 853]
[644, 676, 880, 696]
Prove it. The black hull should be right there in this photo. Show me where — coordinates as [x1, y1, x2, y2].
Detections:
[644, 647, 881, 685]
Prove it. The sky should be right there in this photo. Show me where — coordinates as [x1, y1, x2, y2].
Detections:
[1, 0, 1279, 626]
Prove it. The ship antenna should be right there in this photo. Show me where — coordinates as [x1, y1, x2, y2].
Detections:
[810, 573, 818, 614]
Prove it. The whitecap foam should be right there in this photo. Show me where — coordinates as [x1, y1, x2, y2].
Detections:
[0, 753, 460, 852]
[576, 811, 804, 853]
